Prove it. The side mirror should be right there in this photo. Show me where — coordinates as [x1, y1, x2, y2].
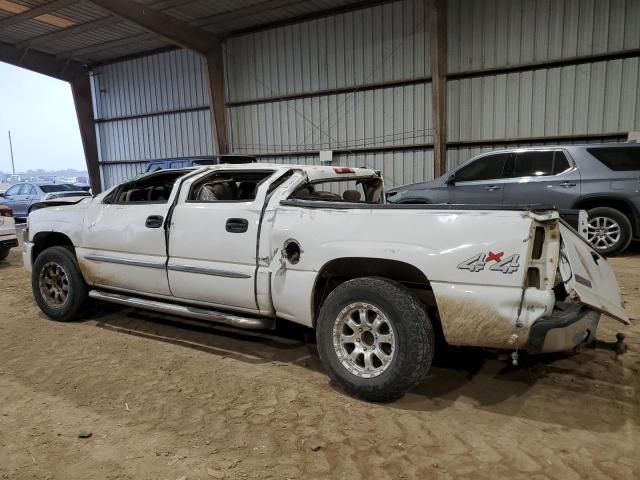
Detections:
[0, 192, 4, 198]
[445, 174, 456, 186]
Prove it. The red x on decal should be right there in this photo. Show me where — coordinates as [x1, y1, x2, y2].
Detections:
[487, 251, 503, 262]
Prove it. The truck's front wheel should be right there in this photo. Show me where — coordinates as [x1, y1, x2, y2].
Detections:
[32, 246, 88, 322]
[316, 277, 434, 402]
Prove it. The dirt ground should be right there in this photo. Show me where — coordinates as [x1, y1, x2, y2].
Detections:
[1, 234, 639, 480]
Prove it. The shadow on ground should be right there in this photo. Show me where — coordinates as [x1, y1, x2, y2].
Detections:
[80, 301, 636, 433]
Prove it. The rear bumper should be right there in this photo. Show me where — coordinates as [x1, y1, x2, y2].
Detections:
[526, 303, 600, 354]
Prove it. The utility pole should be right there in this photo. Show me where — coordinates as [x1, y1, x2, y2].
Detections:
[8, 130, 15, 174]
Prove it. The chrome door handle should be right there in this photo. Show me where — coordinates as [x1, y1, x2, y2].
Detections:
[485, 185, 501, 191]
[226, 218, 248, 233]
[559, 182, 576, 188]
[145, 215, 164, 228]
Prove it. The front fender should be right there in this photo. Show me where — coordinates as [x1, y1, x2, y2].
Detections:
[27, 198, 92, 246]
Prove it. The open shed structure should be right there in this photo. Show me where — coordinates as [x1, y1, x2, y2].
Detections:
[1, 0, 639, 192]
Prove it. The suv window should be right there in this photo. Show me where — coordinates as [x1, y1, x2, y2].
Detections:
[506, 150, 570, 177]
[455, 153, 510, 182]
[588, 146, 640, 171]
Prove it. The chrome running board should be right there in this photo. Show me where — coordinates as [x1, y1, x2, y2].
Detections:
[88, 290, 275, 330]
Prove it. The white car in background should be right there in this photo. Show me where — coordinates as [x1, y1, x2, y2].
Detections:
[0, 205, 18, 260]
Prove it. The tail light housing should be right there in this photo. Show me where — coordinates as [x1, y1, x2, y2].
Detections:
[0, 206, 12, 217]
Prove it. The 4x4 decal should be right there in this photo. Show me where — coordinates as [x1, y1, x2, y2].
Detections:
[457, 251, 520, 274]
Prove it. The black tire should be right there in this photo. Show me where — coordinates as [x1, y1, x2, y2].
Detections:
[316, 277, 434, 402]
[586, 207, 633, 256]
[31, 246, 87, 321]
[0, 248, 9, 261]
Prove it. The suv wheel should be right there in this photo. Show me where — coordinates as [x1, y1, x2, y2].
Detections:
[586, 207, 632, 256]
[32, 246, 88, 321]
[316, 277, 434, 402]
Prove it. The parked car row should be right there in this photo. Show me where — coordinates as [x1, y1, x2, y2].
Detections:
[387, 143, 640, 255]
[0, 182, 91, 220]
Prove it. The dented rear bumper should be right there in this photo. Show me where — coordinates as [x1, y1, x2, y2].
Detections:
[525, 303, 600, 354]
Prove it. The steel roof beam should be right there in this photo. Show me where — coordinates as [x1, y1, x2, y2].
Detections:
[63, 32, 158, 60]
[0, 40, 85, 81]
[15, 16, 122, 49]
[87, 0, 219, 54]
[85, 0, 227, 154]
[0, 0, 78, 30]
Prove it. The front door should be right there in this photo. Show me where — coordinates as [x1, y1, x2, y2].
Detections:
[76, 171, 183, 296]
[167, 169, 275, 311]
[2, 184, 27, 217]
[449, 152, 511, 204]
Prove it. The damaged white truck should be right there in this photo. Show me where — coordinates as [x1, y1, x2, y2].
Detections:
[23, 164, 629, 401]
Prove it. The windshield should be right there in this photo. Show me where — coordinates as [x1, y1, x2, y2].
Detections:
[39, 184, 80, 193]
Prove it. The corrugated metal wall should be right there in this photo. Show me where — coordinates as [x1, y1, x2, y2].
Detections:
[446, 0, 640, 167]
[90, 0, 640, 189]
[224, 0, 435, 187]
[91, 49, 213, 189]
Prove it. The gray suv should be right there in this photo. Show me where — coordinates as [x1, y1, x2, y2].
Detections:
[387, 143, 640, 255]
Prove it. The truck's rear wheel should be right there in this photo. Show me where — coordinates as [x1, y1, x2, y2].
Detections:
[32, 246, 87, 322]
[316, 277, 434, 402]
[0, 248, 9, 261]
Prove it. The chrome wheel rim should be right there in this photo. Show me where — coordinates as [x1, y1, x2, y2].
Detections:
[587, 216, 621, 250]
[332, 302, 395, 379]
[39, 261, 70, 308]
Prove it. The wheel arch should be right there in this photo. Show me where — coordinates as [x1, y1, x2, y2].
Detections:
[573, 195, 639, 235]
[31, 231, 75, 265]
[311, 257, 439, 328]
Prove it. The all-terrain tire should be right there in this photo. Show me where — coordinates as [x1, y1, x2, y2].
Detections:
[587, 207, 633, 256]
[316, 277, 434, 402]
[31, 246, 87, 321]
[0, 248, 9, 261]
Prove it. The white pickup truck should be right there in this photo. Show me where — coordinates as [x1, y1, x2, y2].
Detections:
[23, 164, 629, 401]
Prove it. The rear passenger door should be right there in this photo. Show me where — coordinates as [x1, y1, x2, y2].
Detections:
[23, 184, 38, 213]
[167, 169, 275, 312]
[449, 153, 510, 204]
[501, 150, 580, 208]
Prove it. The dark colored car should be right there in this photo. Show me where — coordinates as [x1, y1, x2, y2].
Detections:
[145, 155, 257, 173]
[386, 143, 640, 255]
[0, 182, 91, 219]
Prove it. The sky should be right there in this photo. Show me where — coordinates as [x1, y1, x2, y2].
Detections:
[0, 62, 86, 174]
